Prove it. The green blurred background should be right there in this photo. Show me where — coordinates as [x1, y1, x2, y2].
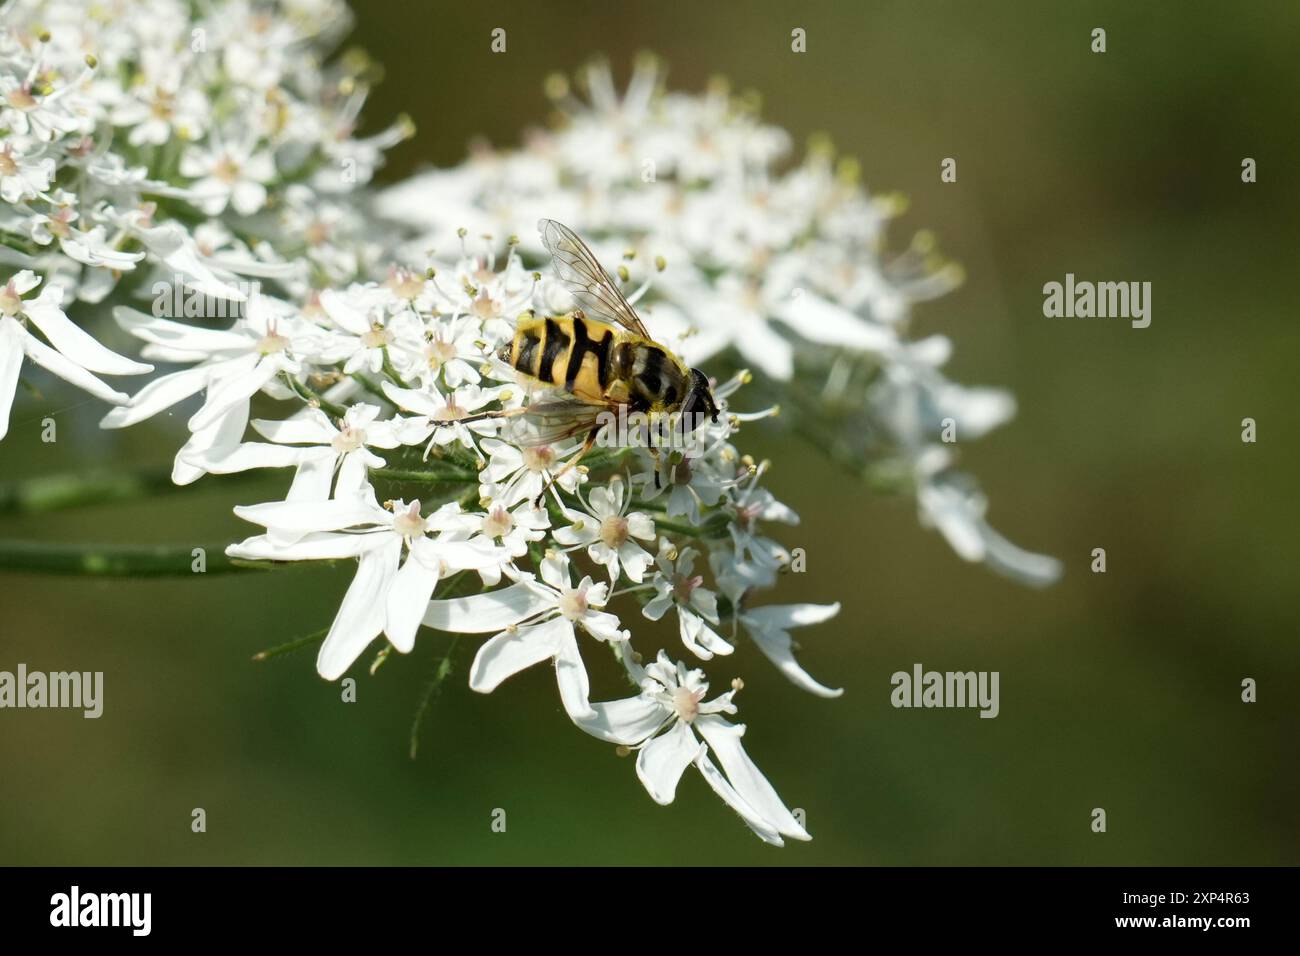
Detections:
[1, 0, 1297, 865]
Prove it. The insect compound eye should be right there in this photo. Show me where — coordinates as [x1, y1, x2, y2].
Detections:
[686, 368, 718, 427]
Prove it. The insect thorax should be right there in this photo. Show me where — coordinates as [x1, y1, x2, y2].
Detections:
[628, 341, 690, 412]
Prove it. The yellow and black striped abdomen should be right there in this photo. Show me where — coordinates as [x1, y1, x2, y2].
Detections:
[503, 314, 621, 402]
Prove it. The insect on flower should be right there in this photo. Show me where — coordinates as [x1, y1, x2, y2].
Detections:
[468, 220, 721, 504]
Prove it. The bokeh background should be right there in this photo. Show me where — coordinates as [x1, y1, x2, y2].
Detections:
[1, 0, 1296, 865]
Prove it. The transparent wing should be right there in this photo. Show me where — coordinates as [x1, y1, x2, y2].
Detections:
[538, 219, 650, 338]
[504, 390, 611, 448]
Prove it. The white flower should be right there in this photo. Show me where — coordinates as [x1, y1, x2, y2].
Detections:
[575, 649, 810, 846]
[100, 297, 316, 484]
[0, 142, 55, 203]
[422, 552, 629, 719]
[912, 447, 1063, 587]
[382, 380, 503, 456]
[375, 57, 1059, 585]
[180, 142, 276, 217]
[477, 436, 584, 507]
[738, 603, 843, 698]
[643, 540, 733, 660]
[250, 403, 431, 500]
[110, 81, 209, 147]
[316, 285, 404, 374]
[391, 312, 487, 388]
[0, 73, 81, 141]
[227, 489, 510, 679]
[553, 477, 655, 583]
[455, 500, 551, 584]
[0, 271, 152, 440]
[724, 477, 797, 577]
[635, 445, 729, 524]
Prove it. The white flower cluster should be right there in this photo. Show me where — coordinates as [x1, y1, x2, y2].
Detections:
[380, 57, 1062, 586]
[0, 0, 409, 438]
[92, 232, 830, 845]
[1, 4, 1057, 845]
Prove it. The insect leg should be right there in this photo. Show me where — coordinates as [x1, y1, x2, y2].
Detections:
[533, 426, 601, 508]
[455, 406, 529, 426]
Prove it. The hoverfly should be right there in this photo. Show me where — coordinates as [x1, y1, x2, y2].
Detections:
[476, 219, 719, 502]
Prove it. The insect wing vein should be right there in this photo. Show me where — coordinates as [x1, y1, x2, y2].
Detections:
[538, 219, 650, 338]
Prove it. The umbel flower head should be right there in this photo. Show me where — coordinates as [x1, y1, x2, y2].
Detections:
[1, 1, 1059, 845]
[381, 56, 1062, 586]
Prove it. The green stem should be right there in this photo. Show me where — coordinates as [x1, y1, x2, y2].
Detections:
[0, 467, 259, 515]
[252, 627, 328, 662]
[350, 371, 391, 403]
[370, 466, 479, 484]
[380, 349, 411, 389]
[0, 540, 262, 577]
[652, 515, 729, 539]
[283, 373, 347, 418]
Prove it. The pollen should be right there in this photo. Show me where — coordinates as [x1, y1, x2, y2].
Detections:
[599, 514, 630, 549]
[672, 573, 703, 603]
[331, 425, 364, 453]
[212, 154, 241, 184]
[6, 87, 37, 110]
[0, 282, 22, 318]
[522, 446, 556, 472]
[392, 501, 425, 538]
[482, 505, 513, 539]
[672, 686, 703, 723]
[557, 587, 589, 621]
[425, 337, 457, 368]
[256, 331, 289, 354]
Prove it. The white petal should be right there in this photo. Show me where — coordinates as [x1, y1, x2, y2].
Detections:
[422, 581, 553, 633]
[381, 380, 443, 416]
[468, 616, 568, 693]
[695, 752, 785, 846]
[317, 539, 401, 680]
[642, 592, 673, 622]
[284, 453, 337, 503]
[553, 630, 594, 719]
[744, 602, 840, 631]
[336, 452, 368, 497]
[437, 538, 511, 572]
[320, 289, 372, 335]
[20, 330, 128, 404]
[680, 608, 733, 659]
[694, 715, 809, 841]
[181, 440, 308, 474]
[113, 306, 247, 354]
[132, 224, 249, 301]
[735, 318, 794, 380]
[746, 628, 842, 698]
[742, 603, 844, 698]
[251, 410, 336, 444]
[100, 364, 212, 428]
[574, 695, 667, 746]
[0, 318, 26, 441]
[626, 512, 655, 540]
[188, 355, 281, 431]
[580, 608, 627, 643]
[234, 496, 385, 534]
[25, 294, 151, 376]
[171, 398, 248, 485]
[635, 721, 705, 805]
[917, 482, 985, 562]
[384, 551, 441, 653]
[225, 530, 385, 562]
[773, 291, 898, 353]
[979, 522, 1064, 587]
